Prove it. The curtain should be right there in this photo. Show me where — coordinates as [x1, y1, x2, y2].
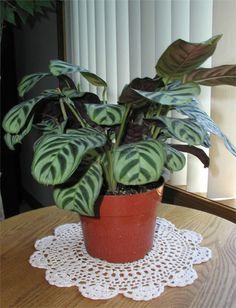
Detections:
[64, 0, 236, 199]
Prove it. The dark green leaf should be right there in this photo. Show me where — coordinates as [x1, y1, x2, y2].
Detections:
[2, 95, 45, 134]
[164, 144, 186, 171]
[113, 139, 165, 185]
[16, 0, 34, 15]
[170, 144, 210, 167]
[4, 5, 16, 25]
[54, 162, 103, 216]
[32, 129, 106, 185]
[49, 60, 107, 87]
[4, 117, 34, 150]
[18, 72, 51, 97]
[157, 116, 206, 145]
[85, 104, 126, 125]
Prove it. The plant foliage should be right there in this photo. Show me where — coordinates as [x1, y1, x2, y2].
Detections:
[2, 35, 236, 216]
[0, 0, 54, 27]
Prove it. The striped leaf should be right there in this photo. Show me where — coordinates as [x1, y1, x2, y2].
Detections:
[176, 100, 236, 156]
[185, 65, 236, 86]
[18, 73, 50, 97]
[133, 82, 200, 106]
[33, 120, 68, 152]
[32, 129, 106, 185]
[80, 71, 107, 87]
[42, 89, 60, 96]
[49, 60, 107, 87]
[113, 139, 165, 185]
[85, 104, 126, 125]
[2, 96, 45, 134]
[4, 117, 34, 150]
[54, 162, 103, 216]
[157, 116, 206, 145]
[66, 127, 107, 145]
[164, 144, 186, 172]
[170, 144, 210, 168]
[61, 88, 83, 98]
[156, 35, 222, 79]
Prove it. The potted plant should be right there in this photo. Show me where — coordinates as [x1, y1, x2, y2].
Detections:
[2, 34, 236, 263]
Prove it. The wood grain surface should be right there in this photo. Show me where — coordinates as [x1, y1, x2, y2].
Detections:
[1, 204, 236, 308]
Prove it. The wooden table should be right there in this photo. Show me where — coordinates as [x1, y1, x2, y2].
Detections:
[1, 204, 236, 308]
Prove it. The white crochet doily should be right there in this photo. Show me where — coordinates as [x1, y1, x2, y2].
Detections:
[29, 218, 211, 301]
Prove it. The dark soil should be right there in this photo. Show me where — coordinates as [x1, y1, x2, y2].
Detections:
[102, 177, 164, 196]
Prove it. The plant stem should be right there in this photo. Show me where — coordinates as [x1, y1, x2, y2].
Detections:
[114, 104, 131, 149]
[105, 149, 117, 192]
[65, 99, 87, 128]
[151, 104, 162, 139]
[59, 98, 67, 121]
[153, 127, 161, 139]
[102, 87, 107, 104]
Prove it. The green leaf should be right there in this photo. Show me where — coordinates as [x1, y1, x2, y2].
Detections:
[32, 129, 106, 185]
[170, 144, 210, 167]
[33, 3, 44, 14]
[4, 5, 16, 25]
[80, 71, 107, 87]
[85, 104, 126, 125]
[185, 65, 236, 86]
[134, 82, 200, 106]
[16, 0, 34, 15]
[18, 72, 51, 97]
[156, 35, 222, 79]
[54, 162, 103, 216]
[34, 119, 67, 136]
[66, 127, 107, 145]
[2, 95, 45, 134]
[49, 60, 107, 87]
[157, 117, 206, 145]
[113, 139, 165, 185]
[164, 144, 186, 171]
[36, 0, 54, 9]
[4, 117, 34, 150]
[61, 88, 82, 98]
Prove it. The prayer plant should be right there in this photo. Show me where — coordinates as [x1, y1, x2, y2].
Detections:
[2, 34, 236, 216]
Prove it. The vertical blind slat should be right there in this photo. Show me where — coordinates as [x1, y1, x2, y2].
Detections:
[129, 0, 141, 80]
[116, 0, 130, 97]
[155, 0, 172, 60]
[169, 0, 190, 186]
[78, 0, 89, 91]
[70, 0, 80, 85]
[140, 0, 156, 77]
[105, 0, 118, 103]
[87, 0, 96, 93]
[95, 0, 106, 99]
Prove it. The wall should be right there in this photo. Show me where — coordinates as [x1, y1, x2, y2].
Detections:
[14, 11, 58, 205]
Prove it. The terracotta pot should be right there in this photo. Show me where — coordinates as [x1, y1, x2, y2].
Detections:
[80, 179, 164, 263]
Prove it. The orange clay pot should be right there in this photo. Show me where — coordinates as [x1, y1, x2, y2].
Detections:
[80, 179, 164, 263]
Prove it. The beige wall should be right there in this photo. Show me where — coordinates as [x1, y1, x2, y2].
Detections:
[208, 0, 236, 199]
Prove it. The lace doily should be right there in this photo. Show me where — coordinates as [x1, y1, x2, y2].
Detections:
[29, 218, 211, 301]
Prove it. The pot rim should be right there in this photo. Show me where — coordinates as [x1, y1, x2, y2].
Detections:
[101, 176, 165, 199]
